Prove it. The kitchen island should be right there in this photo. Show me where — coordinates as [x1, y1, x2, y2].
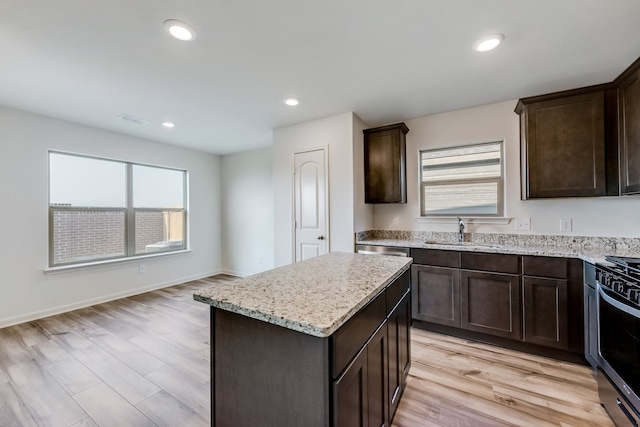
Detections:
[193, 252, 412, 427]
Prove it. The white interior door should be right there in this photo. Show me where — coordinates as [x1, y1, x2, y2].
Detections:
[294, 149, 327, 262]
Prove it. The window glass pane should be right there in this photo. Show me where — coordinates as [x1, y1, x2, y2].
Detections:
[135, 210, 185, 254]
[423, 182, 499, 215]
[422, 143, 501, 182]
[51, 209, 125, 264]
[420, 141, 503, 216]
[133, 165, 184, 208]
[49, 153, 126, 207]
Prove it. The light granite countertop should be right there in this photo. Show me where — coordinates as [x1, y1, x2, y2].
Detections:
[193, 252, 412, 338]
[356, 236, 640, 265]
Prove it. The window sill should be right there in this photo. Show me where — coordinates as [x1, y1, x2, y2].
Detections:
[416, 216, 512, 225]
[44, 249, 192, 275]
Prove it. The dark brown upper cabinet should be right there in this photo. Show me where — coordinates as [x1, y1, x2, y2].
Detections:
[515, 86, 617, 199]
[617, 57, 640, 195]
[516, 54, 640, 200]
[364, 123, 409, 204]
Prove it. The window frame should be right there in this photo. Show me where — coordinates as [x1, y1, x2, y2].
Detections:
[48, 151, 188, 268]
[419, 141, 504, 218]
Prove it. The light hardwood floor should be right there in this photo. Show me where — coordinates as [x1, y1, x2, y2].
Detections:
[0, 274, 612, 427]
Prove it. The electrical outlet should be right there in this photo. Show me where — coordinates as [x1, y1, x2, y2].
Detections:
[560, 218, 572, 232]
[139, 264, 146, 274]
[392, 217, 399, 227]
[515, 218, 531, 231]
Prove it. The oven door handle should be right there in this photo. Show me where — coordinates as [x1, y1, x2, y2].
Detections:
[598, 284, 640, 319]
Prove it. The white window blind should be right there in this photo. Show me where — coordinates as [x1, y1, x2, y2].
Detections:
[420, 142, 503, 216]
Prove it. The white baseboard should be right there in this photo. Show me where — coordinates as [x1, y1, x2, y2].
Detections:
[220, 269, 249, 278]
[0, 270, 223, 329]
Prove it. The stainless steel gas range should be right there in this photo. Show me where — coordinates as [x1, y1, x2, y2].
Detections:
[596, 256, 640, 426]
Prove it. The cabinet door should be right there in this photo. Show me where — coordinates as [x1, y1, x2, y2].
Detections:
[387, 293, 410, 423]
[584, 284, 599, 367]
[461, 271, 521, 340]
[411, 265, 460, 327]
[521, 91, 606, 198]
[619, 68, 640, 194]
[364, 123, 408, 204]
[367, 324, 388, 427]
[523, 277, 569, 349]
[334, 346, 369, 427]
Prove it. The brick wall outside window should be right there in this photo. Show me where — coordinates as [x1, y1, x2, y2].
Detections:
[52, 210, 182, 265]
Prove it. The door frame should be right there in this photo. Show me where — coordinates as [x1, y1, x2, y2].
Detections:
[291, 146, 330, 263]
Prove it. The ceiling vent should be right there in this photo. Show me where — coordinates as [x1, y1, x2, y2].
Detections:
[118, 114, 152, 125]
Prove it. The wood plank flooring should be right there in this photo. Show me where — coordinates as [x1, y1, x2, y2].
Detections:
[0, 274, 612, 427]
[392, 329, 613, 427]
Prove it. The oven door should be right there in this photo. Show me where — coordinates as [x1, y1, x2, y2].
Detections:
[598, 283, 640, 426]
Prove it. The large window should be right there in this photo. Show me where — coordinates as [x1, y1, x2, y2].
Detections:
[420, 141, 503, 216]
[49, 152, 187, 267]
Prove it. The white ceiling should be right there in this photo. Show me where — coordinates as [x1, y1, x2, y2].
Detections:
[2, 0, 640, 155]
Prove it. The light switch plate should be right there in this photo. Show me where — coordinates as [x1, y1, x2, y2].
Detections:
[392, 217, 399, 227]
[515, 218, 531, 231]
[560, 218, 572, 232]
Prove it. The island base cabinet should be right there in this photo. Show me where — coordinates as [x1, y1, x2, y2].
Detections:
[388, 293, 411, 420]
[460, 271, 521, 340]
[333, 323, 389, 427]
[523, 277, 569, 349]
[212, 308, 330, 427]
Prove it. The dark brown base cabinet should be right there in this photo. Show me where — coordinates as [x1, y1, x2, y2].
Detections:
[410, 249, 584, 360]
[411, 265, 460, 327]
[211, 270, 411, 427]
[461, 270, 521, 340]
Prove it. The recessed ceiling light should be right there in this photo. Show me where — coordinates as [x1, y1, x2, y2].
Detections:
[162, 122, 175, 128]
[164, 19, 196, 41]
[473, 33, 505, 52]
[284, 97, 300, 106]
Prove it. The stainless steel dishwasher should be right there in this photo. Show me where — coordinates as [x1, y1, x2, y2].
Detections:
[355, 244, 410, 257]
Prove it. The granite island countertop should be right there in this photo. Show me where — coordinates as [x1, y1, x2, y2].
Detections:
[356, 232, 640, 265]
[193, 252, 412, 338]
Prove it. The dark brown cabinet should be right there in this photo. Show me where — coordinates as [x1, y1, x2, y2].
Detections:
[411, 265, 460, 327]
[333, 323, 389, 427]
[515, 54, 640, 199]
[522, 256, 570, 349]
[522, 277, 568, 349]
[410, 248, 584, 360]
[461, 270, 521, 340]
[387, 293, 410, 421]
[618, 58, 640, 195]
[333, 270, 410, 427]
[516, 89, 610, 199]
[583, 262, 599, 368]
[363, 123, 409, 204]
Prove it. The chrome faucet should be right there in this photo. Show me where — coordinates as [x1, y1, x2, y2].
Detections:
[457, 217, 465, 242]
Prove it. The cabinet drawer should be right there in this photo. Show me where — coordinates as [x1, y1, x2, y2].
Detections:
[331, 290, 386, 379]
[386, 270, 410, 315]
[461, 252, 520, 274]
[522, 256, 568, 279]
[411, 248, 460, 268]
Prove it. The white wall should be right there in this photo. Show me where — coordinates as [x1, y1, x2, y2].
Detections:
[373, 100, 640, 237]
[221, 147, 274, 276]
[0, 106, 222, 328]
[353, 114, 373, 233]
[273, 112, 358, 267]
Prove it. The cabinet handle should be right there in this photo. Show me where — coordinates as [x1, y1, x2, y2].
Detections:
[317, 235, 325, 240]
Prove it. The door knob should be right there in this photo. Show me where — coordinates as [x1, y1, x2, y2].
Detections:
[317, 235, 325, 240]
